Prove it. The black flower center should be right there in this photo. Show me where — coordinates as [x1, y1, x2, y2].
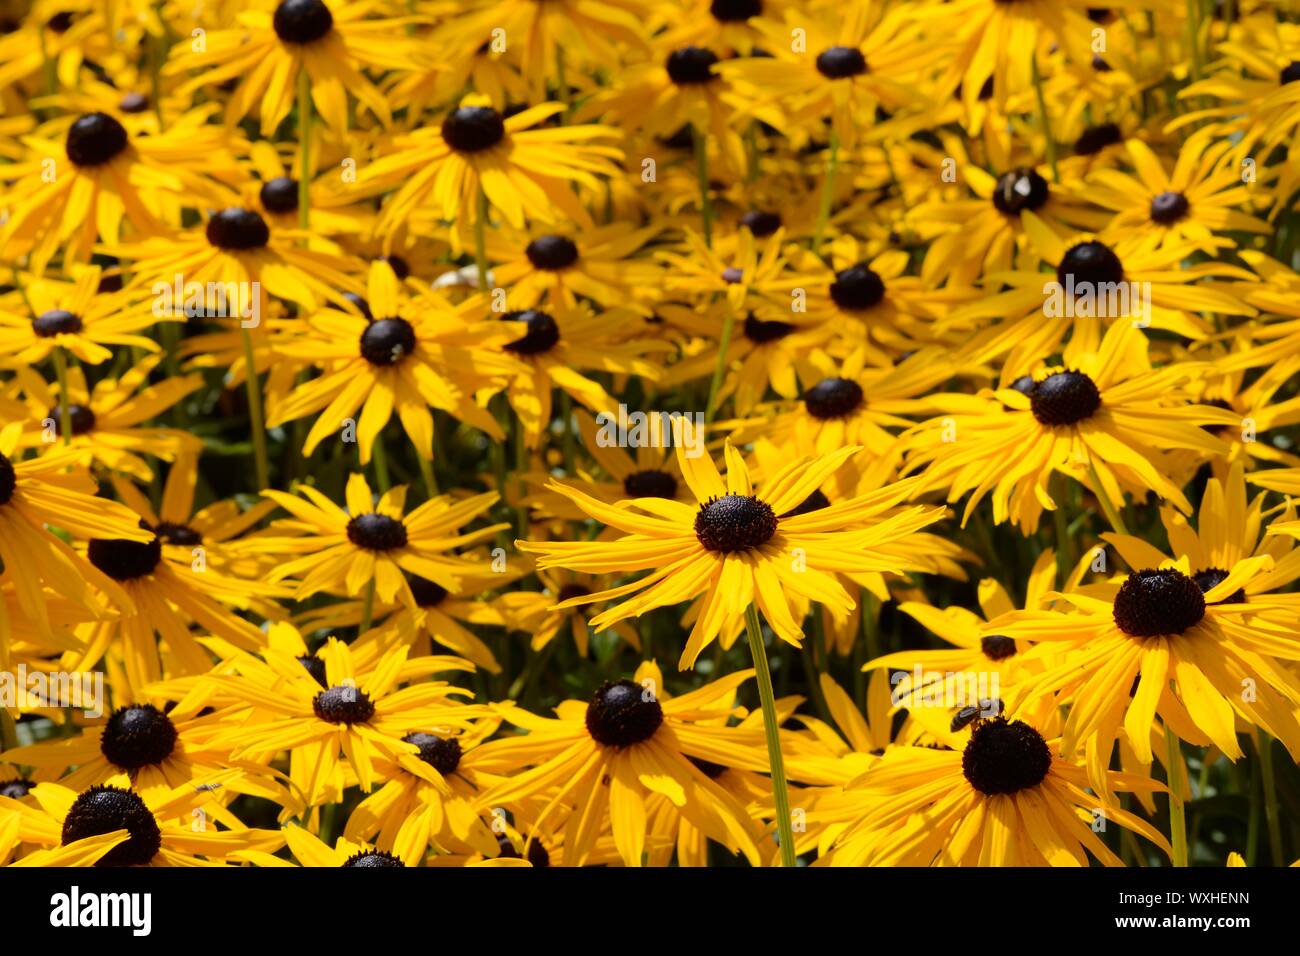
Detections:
[1192, 567, 1246, 605]
[0, 778, 33, 798]
[313, 684, 377, 724]
[1028, 370, 1102, 426]
[298, 654, 328, 687]
[65, 113, 129, 167]
[525, 235, 579, 271]
[260, 176, 299, 214]
[992, 168, 1050, 215]
[585, 679, 664, 747]
[981, 634, 1017, 661]
[88, 520, 162, 581]
[341, 850, 405, 867]
[100, 704, 178, 770]
[501, 310, 560, 355]
[742, 312, 794, 343]
[273, 0, 334, 44]
[962, 719, 1052, 796]
[1282, 61, 1300, 85]
[153, 521, 202, 546]
[61, 786, 162, 867]
[1092, 54, 1112, 72]
[48, 403, 96, 437]
[1112, 568, 1206, 637]
[804, 376, 864, 420]
[623, 469, 678, 499]
[359, 317, 416, 366]
[780, 488, 829, 518]
[816, 46, 867, 79]
[47, 11, 75, 32]
[739, 210, 782, 237]
[666, 46, 720, 85]
[205, 208, 270, 250]
[721, 267, 744, 283]
[1149, 190, 1189, 225]
[33, 309, 84, 337]
[710, 0, 761, 21]
[830, 263, 886, 311]
[0, 453, 13, 505]
[409, 575, 449, 608]
[403, 732, 462, 774]
[346, 513, 409, 551]
[1057, 240, 1125, 289]
[1073, 122, 1122, 155]
[694, 494, 778, 552]
[119, 92, 149, 113]
[441, 106, 506, 153]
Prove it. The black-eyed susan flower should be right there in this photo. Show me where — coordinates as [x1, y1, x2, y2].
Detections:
[3, 776, 284, 867]
[520, 434, 945, 667]
[244, 474, 509, 609]
[905, 322, 1239, 532]
[354, 97, 622, 232]
[474, 664, 771, 867]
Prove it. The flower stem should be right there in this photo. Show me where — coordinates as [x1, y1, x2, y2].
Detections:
[704, 301, 735, 422]
[1085, 462, 1129, 535]
[743, 603, 797, 868]
[473, 187, 491, 291]
[359, 577, 376, 635]
[417, 454, 437, 498]
[693, 124, 713, 247]
[812, 127, 840, 260]
[297, 67, 312, 232]
[371, 434, 391, 493]
[52, 347, 72, 447]
[238, 324, 270, 491]
[1030, 52, 1059, 183]
[1258, 731, 1285, 866]
[1165, 727, 1188, 867]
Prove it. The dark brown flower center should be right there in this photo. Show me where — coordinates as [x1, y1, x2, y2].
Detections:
[585, 679, 663, 747]
[961, 719, 1052, 795]
[273, 0, 334, 44]
[66, 113, 128, 167]
[1028, 370, 1102, 426]
[441, 106, 506, 153]
[1112, 568, 1206, 637]
[61, 786, 162, 867]
[694, 494, 778, 552]
[100, 704, 178, 770]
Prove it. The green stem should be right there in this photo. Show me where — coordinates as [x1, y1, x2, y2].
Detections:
[1030, 52, 1059, 183]
[417, 455, 437, 498]
[1259, 732, 1285, 866]
[1052, 473, 1073, 581]
[693, 124, 713, 247]
[371, 433, 391, 492]
[1166, 727, 1188, 867]
[52, 348, 72, 446]
[812, 128, 840, 259]
[238, 324, 270, 490]
[0, 707, 18, 751]
[474, 187, 491, 292]
[1186, 0, 1203, 83]
[297, 67, 312, 232]
[744, 604, 797, 868]
[359, 577, 376, 635]
[1085, 463, 1129, 535]
[704, 302, 735, 423]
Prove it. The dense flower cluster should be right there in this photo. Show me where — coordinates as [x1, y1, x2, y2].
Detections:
[2, 0, 1299, 868]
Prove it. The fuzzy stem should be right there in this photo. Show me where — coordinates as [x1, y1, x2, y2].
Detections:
[52, 348, 73, 447]
[297, 67, 312, 232]
[744, 604, 798, 868]
[1031, 52, 1059, 183]
[812, 128, 840, 259]
[1166, 727, 1188, 867]
[693, 124, 713, 247]
[238, 324, 270, 490]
